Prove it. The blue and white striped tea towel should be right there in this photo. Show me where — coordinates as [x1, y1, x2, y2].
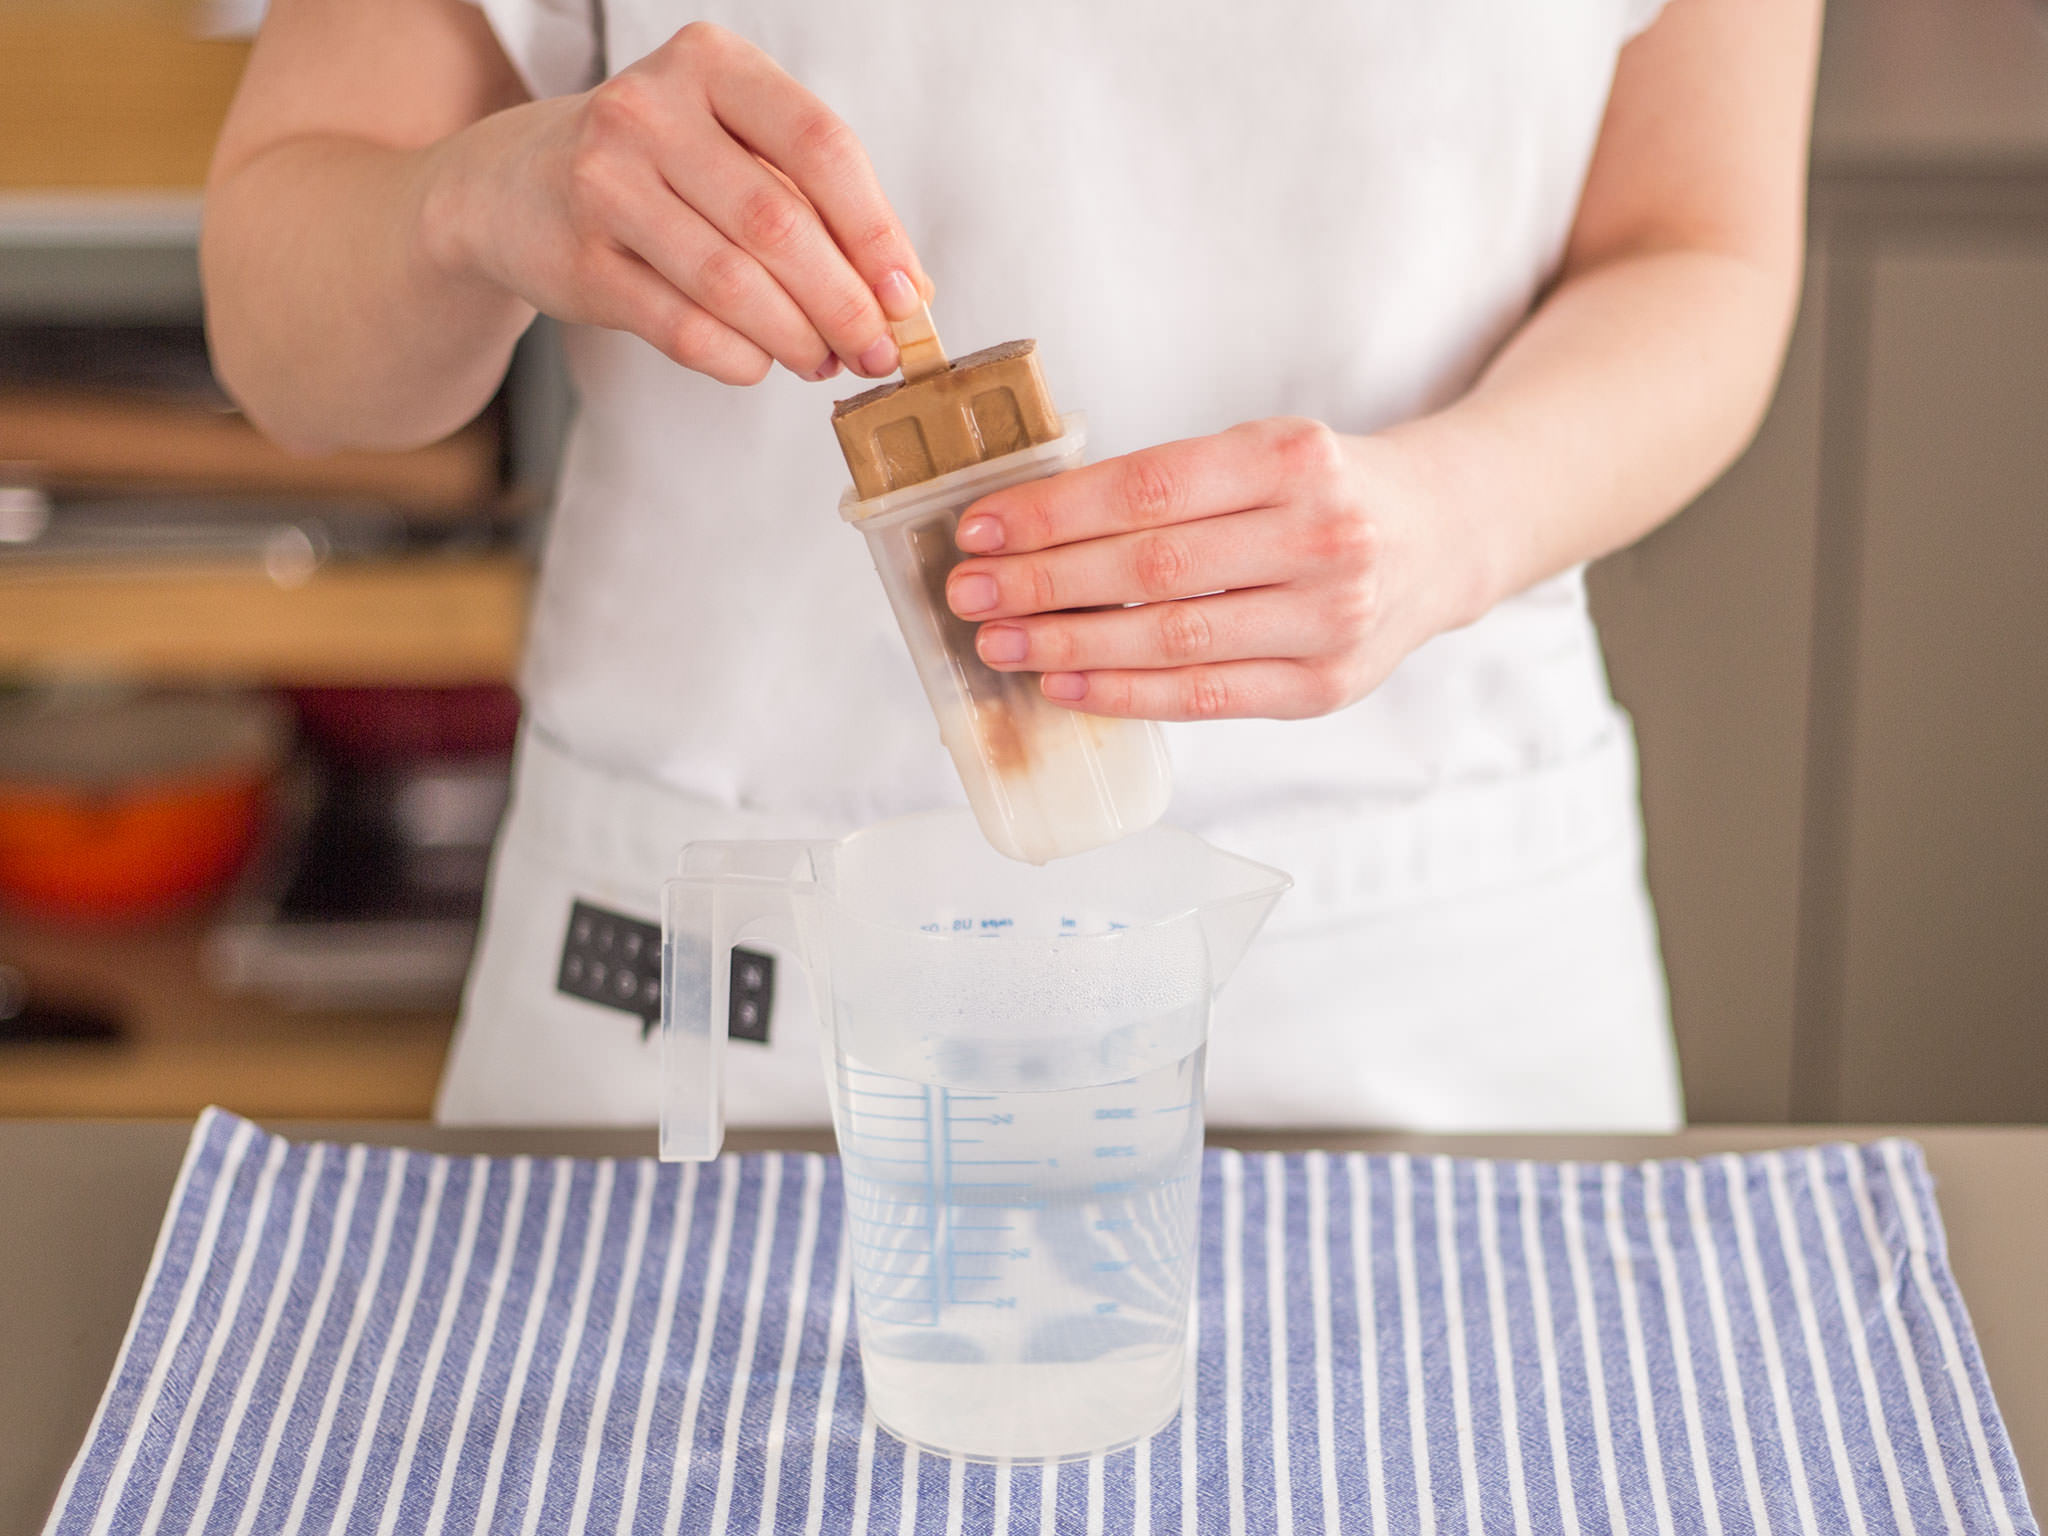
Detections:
[46, 1110, 2036, 1535]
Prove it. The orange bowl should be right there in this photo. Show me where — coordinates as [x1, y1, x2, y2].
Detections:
[0, 773, 270, 921]
[0, 693, 286, 924]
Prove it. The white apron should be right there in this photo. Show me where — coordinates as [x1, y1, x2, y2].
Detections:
[437, 0, 1684, 1132]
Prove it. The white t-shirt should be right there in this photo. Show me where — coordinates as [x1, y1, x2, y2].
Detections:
[438, 0, 1688, 1133]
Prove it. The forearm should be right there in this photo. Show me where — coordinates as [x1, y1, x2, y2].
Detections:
[202, 122, 536, 455]
[1381, 241, 1801, 628]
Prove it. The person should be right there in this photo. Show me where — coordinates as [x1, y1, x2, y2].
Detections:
[202, 0, 1822, 1131]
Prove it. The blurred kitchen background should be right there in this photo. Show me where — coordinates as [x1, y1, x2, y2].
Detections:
[0, 0, 2042, 1125]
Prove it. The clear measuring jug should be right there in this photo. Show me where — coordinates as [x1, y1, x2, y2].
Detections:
[660, 808, 1289, 1462]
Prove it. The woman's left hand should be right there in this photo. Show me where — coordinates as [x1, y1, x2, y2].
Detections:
[944, 417, 1487, 721]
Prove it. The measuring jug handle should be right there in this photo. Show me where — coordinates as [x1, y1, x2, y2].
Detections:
[659, 842, 819, 1161]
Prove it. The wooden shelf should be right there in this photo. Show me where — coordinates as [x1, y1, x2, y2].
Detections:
[0, 553, 533, 685]
[0, 392, 502, 509]
[0, 3, 249, 191]
[0, 913, 450, 1118]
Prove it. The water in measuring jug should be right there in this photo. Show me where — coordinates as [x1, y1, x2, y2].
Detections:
[660, 809, 1289, 1462]
[834, 1021, 1205, 1460]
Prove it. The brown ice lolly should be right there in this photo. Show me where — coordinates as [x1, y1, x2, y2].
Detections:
[831, 303, 1063, 501]
[825, 307, 1168, 861]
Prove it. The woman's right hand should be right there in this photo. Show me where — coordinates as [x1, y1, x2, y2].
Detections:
[420, 21, 931, 386]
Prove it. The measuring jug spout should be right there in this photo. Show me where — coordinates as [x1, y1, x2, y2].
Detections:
[1197, 878, 1290, 996]
[660, 840, 829, 1161]
[1109, 833, 1289, 996]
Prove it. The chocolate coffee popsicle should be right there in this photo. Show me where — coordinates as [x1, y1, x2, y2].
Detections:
[830, 305, 1171, 864]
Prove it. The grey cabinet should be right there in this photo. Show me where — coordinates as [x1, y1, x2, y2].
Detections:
[1833, 243, 2048, 1120]
[1587, 0, 2048, 1125]
[1587, 259, 1828, 1123]
[1591, 142, 2048, 1123]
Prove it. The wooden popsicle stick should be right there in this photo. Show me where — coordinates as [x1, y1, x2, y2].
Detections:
[831, 339, 1062, 500]
[890, 300, 949, 381]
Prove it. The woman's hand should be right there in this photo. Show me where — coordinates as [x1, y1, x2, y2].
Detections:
[944, 418, 1491, 722]
[421, 21, 929, 386]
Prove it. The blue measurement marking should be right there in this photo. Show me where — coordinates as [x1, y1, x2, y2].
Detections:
[857, 1263, 936, 1281]
[1094, 1146, 1139, 1158]
[845, 1072, 1078, 1327]
[1153, 1100, 1197, 1114]
[931, 1083, 950, 1320]
[1093, 1108, 1136, 1120]
[851, 1259, 935, 1279]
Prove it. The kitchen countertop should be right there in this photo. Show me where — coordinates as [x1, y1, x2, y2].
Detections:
[2, 1120, 2042, 1534]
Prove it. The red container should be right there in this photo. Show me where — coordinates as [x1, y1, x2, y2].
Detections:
[0, 692, 288, 923]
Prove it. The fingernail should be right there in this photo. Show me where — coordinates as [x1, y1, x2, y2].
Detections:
[803, 357, 842, 382]
[956, 515, 1004, 553]
[949, 571, 998, 615]
[858, 334, 899, 376]
[1042, 672, 1088, 701]
[978, 624, 1028, 664]
[875, 269, 920, 320]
